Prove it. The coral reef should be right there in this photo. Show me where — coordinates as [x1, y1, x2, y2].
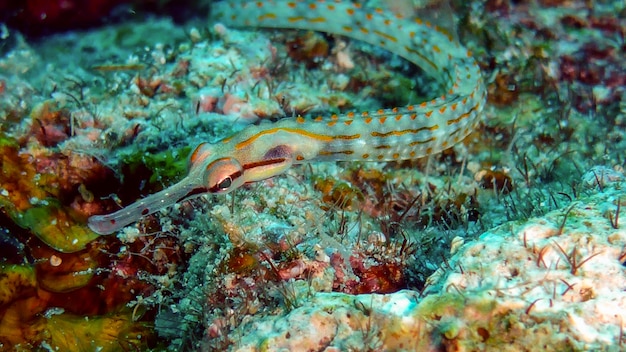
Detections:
[0, 0, 624, 350]
[220, 174, 625, 351]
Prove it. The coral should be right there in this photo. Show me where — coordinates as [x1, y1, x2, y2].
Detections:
[0, 131, 184, 349]
[424, 176, 626, 350]
[285, 31, 329, 69]
[219, 170, 626, 351]
[231, 290, 423, 351]
[487, 72, 520, 107]
[313, 175, 364, 211]
[336, 237, 417, 294]
[40, 311, 154, 351]
[0, 229, 178, 349]
[0, 138, 102, 252]
[0, 263, 155, 350]
[476, 168, 514, 194]
[27, 100, 71, 147]
[20, 203, 99, 253]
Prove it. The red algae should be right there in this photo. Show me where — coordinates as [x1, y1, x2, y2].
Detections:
[286, 31, 330, 69]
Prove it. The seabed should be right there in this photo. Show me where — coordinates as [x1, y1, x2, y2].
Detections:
[0, 0, 624, 350]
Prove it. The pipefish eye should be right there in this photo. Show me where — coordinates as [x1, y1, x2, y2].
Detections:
[205, 158, 244, 194]
[217, 176, 232, 191]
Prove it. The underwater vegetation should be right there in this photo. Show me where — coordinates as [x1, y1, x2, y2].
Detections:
[0, 0, 624, 350]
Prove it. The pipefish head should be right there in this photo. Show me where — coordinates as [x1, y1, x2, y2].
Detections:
[87, 137, 299, 235]
[87, 142, 245, 235]
[187, 142, 245, 194]
[188, 139, 297, 194]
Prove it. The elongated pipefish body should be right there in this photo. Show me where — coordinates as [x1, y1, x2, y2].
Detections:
[88, 0, 487, 235]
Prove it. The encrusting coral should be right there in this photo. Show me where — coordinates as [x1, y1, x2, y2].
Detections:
[218, 169, 625, 351]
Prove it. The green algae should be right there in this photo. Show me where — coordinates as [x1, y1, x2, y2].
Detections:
[0, 133, 18, 148]
[20, 201, 99, 253]
[0, 134, 99, 252]
[0, 264, 155, 350]
[0, 264, 36, 306]
[41, 311, 155, 352]
[121, 146, 192, 187]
